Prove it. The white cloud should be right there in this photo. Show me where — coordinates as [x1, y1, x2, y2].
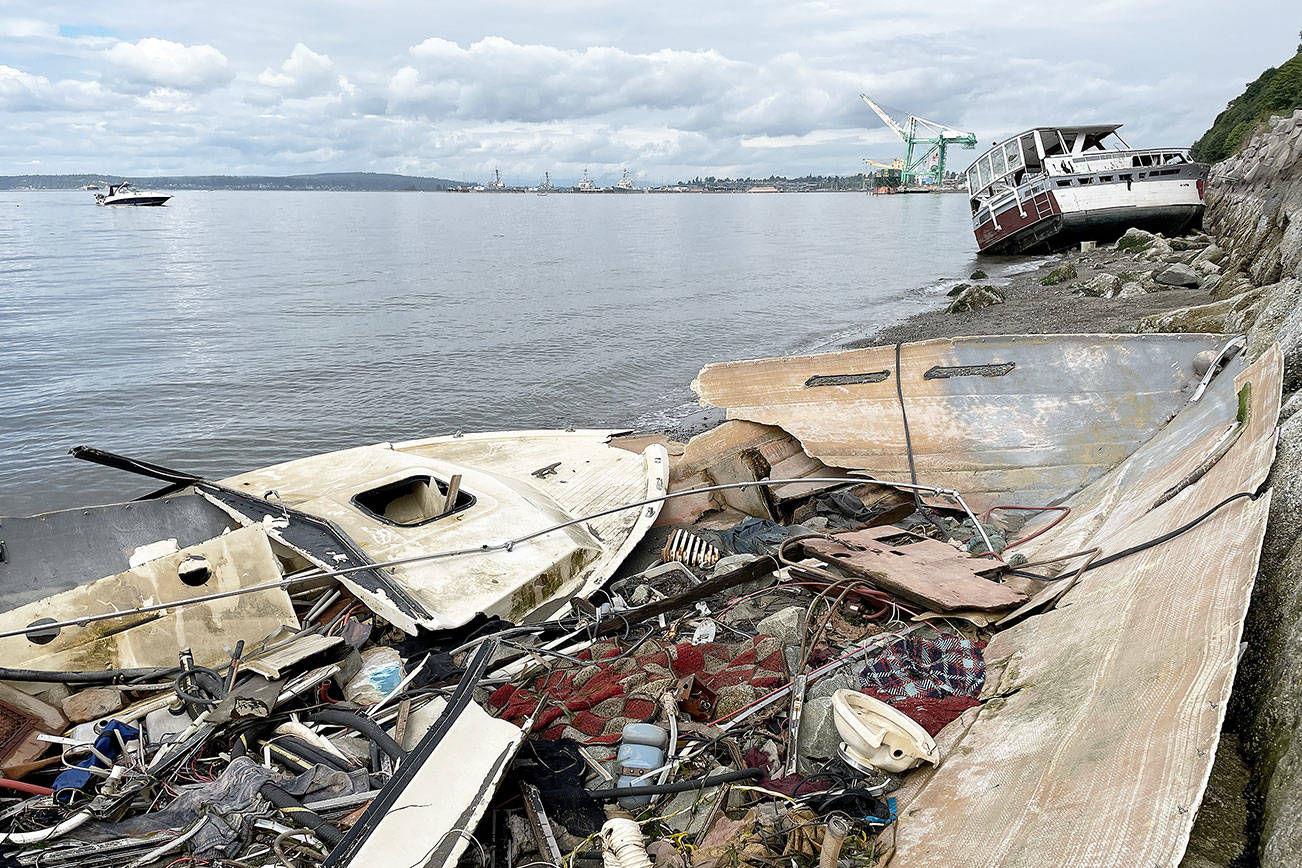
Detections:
[137, 87, 197, 112]
[103, 37, 233, 91]
[258, 43, 339, 98]
[0, 65, 118, 111]
[0, 18, 58, 38]
[0, 0, 1293, 178]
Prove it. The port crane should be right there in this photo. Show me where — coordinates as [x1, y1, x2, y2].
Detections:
[859, 94, 976, 186]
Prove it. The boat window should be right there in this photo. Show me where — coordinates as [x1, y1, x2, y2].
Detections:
[1078, 177, 1093, 185]
[990, 147, 1006, 178]
[1100, 175, 1113, 182]
[1056, 179, 1072, 187]
[353, 475, 475, 526]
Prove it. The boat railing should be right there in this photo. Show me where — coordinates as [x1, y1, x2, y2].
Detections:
[1060, 148, 1192, 171]
[973, 174, 1051, 229]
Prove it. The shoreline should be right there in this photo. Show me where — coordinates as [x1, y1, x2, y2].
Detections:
[843, 240, 1212, 347]
[663, 229, 1216, 441]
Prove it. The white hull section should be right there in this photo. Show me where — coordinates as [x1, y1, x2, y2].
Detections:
[1054, 177, 1202, 219]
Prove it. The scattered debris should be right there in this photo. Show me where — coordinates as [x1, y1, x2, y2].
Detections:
[0, 336, 1278, 868]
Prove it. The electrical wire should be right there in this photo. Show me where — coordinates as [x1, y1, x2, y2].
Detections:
[1006, 492, 1257, 582]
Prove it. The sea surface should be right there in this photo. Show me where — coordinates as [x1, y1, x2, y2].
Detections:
[1, 189, 991, 516]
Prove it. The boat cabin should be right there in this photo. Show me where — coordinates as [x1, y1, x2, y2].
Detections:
[966, 124, 1194, 208]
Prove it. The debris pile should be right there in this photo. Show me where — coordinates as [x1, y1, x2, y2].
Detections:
[0, 333, 1278, 868]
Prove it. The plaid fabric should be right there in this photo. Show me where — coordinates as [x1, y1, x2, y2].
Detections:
[857, 633, 985, 701]
[489, 635, 787, 744]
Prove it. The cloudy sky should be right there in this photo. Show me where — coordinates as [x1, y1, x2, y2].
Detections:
[0, 1, 1294, 184]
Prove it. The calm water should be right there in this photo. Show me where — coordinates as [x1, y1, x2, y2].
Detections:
[0, 189, 983, 516]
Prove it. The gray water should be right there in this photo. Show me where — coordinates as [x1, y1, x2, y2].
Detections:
[0, 190, 982, 516]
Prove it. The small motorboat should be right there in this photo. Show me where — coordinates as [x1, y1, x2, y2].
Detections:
[94, 182, 171, 206]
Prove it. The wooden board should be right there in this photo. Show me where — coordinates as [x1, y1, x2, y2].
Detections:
[881, 345, 1280, 867]
[798, 526, 1025, 612]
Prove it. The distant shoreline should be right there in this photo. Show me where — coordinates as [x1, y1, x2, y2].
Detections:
[1, 172, 964, 195]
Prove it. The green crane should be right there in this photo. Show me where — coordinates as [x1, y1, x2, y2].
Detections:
[859, 94, 977, 186]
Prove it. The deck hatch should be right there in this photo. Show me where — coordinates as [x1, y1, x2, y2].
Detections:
[351, 475, 475, 527]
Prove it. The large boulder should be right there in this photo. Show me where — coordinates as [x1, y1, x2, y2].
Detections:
[1154, 262, 1201, 288]
[1039, 263, 1077, 285]
[946, 283, 1005, 313]
[1194, 244, 1226, 265]
[1076, 274, 1122, 297]
[1116, 227, 1157, 253]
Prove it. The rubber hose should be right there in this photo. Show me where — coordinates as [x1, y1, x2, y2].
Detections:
[586, 768, 762, 800]
[260, 782, 344, 848]
[273, 735, 357, 772]
[0, 777, 55, 796]
[0, 665, 175, 684]
[306, 708, 405, 763]
[819, 813, 852, 868]
[600, 818, 652, 868]
[175, 666, 226, 710]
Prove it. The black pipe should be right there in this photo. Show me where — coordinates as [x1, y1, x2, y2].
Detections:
[306, 709, 405, 763]
[585, 768, 763, 801]
[273, 736, 357, 773]
[260, 781, 344, 847]
[0, 665, 176, 684]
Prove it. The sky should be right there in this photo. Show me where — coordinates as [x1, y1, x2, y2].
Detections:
[0, 1, 1296, 185]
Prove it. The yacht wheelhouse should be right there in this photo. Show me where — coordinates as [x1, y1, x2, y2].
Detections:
[966, 124, 1205, 254]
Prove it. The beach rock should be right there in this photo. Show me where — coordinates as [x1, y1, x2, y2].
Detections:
[807, 670, 860, 703]
[1116, 227, 1157, 253]
[756, 606, 804, 645]
[62, 687, 125, 724]
[1118, 281, 1148, 298]
[969, 269, 988, 280]
[796, 695, 842, 773]
[946, 282, 971, 297]
[1197, 259, 1223, 276]
[1181, 734, 1251, 868]
[1281, 390, 1302, 424]
[946, 283, 1005, 313]
[1140, 287, 1266, 334]
[1142, 238, 1176, 261]
[1154, 263, 1201, 288]
[1194, 244, 1226, 265]
[1076, 274, 1122, 297]
[1171, 236, 1209, 251]
[1039, 264, 1077, 285]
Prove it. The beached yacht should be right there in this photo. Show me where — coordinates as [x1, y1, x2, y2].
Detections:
[94, 182, 171, 207]
[966, 124, 1204, 254]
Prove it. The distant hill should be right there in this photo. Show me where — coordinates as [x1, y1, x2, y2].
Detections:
[0, 172, 466, 191]
[1192, 45, 1302, 163]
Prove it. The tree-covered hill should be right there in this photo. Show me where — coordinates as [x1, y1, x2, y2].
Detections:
[1192, 42, 1302, 163]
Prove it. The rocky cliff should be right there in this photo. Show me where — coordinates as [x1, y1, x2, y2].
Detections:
[1149, 108, 1302, 867]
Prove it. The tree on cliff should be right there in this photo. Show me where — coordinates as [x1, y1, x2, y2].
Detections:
[1192, 46, 1302, 163]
